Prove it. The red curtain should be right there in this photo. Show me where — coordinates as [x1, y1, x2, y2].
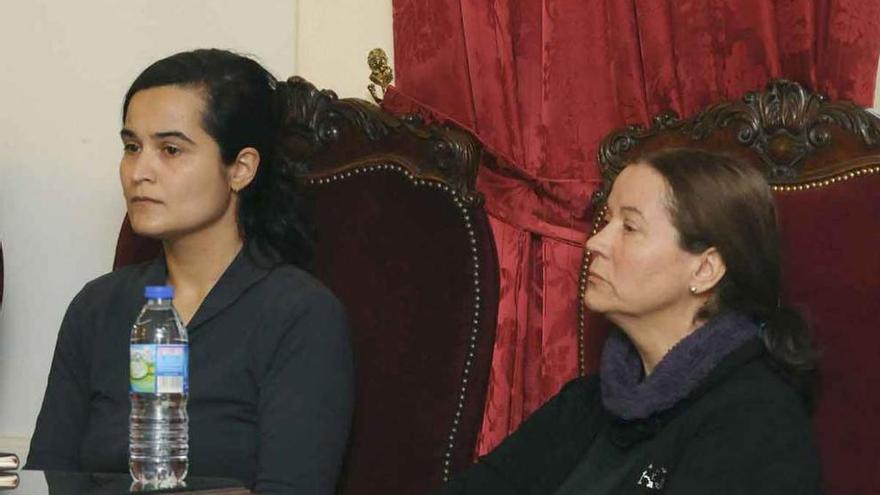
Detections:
[384, 0, 880, 456]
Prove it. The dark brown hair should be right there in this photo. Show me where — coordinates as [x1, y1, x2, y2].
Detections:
[637, 148, 817, 399]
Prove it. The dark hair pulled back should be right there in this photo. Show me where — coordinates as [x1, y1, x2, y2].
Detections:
[123, 48, 313, 269]
[637, 148, 818, 400]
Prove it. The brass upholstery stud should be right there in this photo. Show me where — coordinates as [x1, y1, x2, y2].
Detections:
[772, 166, 879, 193]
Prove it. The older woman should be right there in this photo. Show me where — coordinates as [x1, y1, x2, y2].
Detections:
[26, 50, 354, 494]
[430, 148, 821, 494]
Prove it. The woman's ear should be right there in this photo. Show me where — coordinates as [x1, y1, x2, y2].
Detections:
[228, 147, 260, 192]
[691, 247, 726, 294]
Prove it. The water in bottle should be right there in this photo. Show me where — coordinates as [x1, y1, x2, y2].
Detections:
[129, 285, 189, 487]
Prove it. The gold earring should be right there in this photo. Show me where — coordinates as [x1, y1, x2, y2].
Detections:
[689, 286, 698, 295]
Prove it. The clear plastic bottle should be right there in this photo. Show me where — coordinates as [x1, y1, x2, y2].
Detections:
[129, 285, 189, 486]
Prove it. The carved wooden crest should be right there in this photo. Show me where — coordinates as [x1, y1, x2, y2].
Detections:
[276, 76, 483, 204]
[595, 79, 880, 203]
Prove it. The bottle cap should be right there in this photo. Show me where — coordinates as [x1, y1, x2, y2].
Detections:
[144, 285, 174, 299]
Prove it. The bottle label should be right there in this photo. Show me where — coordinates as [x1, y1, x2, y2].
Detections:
[130, 344, 188, 394]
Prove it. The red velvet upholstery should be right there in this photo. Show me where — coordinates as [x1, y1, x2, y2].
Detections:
[309, 170, 498, 495]
[776, 173, 880, 494]
[115, 77, 500, 495]
[583, 80, 880, 495]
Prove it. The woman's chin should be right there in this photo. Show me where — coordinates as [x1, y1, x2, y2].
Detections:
[581, 289, 601, 312]
[129, 218, 169, 240]
[582, 289, 608, 312]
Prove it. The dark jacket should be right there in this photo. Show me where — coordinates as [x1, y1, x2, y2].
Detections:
[27, 247, 354, 495]
[430, 340, 821, 495]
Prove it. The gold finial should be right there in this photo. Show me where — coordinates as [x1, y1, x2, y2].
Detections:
[367, 48, 394, 103]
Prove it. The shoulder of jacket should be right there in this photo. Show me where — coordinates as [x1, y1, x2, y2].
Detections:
[689, 358, 809, 424]
[257, 264, 346, 318]
[263, 264, 325, 292]
[73, 261, 151, 307]
[266, 265, 337, 302]
[551, 375, 602, 415]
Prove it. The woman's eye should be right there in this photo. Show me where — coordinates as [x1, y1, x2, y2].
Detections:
[123, 142, 140, 153]
[623, 223, 636, 233]
[163, 145, 182, 156]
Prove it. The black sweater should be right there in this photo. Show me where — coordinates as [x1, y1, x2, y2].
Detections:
[430, 340, 821, 495]
[26, 248, 354, 494]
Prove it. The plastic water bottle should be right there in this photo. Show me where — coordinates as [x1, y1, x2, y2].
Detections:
[129, 285, 189, 486]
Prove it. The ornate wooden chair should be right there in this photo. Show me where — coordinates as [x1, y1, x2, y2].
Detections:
[578, 80, 880, 495]
[114, 77, 500, 495]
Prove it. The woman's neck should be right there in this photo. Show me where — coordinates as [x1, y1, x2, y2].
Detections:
[161, 222, 244, 323]
[612, 308, 705, 375]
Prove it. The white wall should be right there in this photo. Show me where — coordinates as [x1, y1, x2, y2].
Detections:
[0, 0, 395, 462]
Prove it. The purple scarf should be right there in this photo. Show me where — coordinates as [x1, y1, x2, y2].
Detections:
[600, 311, 759, 421]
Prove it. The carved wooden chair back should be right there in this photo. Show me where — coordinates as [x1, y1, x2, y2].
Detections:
[578, 80, 880, 495]
[113, 77, 500, 495]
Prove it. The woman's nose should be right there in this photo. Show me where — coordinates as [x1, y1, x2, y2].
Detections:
[129, 151, 157, 183]
[585, 223, 609, 257]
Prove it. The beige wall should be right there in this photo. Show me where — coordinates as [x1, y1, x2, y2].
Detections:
[0, 0, 394, 459]
[296, 0, 394, 100]
[875, 56, 880, 108]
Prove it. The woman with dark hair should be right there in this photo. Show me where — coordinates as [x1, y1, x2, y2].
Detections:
[26, 49, 354, 494]
[429, 148, 821, 494]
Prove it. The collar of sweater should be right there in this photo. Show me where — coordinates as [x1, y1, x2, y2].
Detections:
[600, 311, 759, 421]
